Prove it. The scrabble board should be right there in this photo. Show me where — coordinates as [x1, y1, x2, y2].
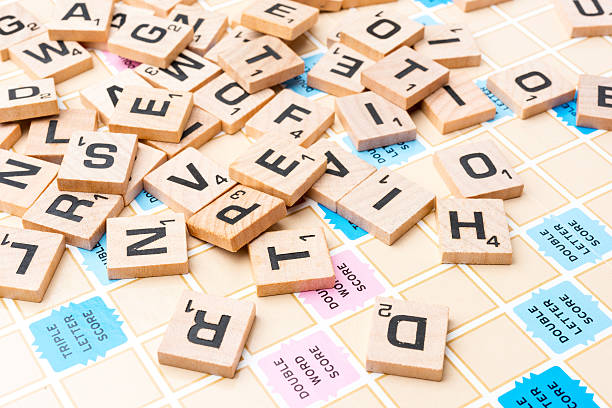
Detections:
[1, 0, 612, 408]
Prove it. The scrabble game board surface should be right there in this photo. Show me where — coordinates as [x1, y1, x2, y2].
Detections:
[0, 0, 612, 407]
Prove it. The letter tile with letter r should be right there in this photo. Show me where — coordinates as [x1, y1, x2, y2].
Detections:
[0, 78, 58, 123]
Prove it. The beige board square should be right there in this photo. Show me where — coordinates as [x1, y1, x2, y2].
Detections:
[107, 14, 193, 68]
[158, 290, 255, 378]
[361, 46, 450, 110]
[0, 78, 58, 123]
[248, 228, 334, 296]
[0, 123, 21, 150]
[124, 142, 167, 204]
[326, 386, 384, 408]
[487, 60, 576, 119]
[109, 86, 193, 143]
[0, 3, 45, 61]
[437, 198, 512, 265]
[169, 5, 228, 56]
[57, 131, 138, 195]
[188, 185, 287, 252]
[577, 74, 612, 130]
[414, 24, 480, 68]
[553, 0, 612, 37]
[338, 168, 435, 245]
[336, 91, 417, 151]
[3, 387, 62, 408]
[367, 297, 449, 381]
[229, 133, 326, 206]
[205, 26, 264, 64]
[434, 138, 523, 199]
[22, 181, 123, 250]
[567, 334, 612, 406]
[240, 0, 319, 41]
[0, 150, 59, 216]
[0, 332, 44, 397]
[308, 44, 375, 97]
[0, 226, 64, 302]
[453, 0, 511, 12]
[25, 108, 97, 164]
[307, 139, 376, 212]
[586, 189, 612, 228]
[194, 73, 275, 134]
[47, 0, 113, 42]
[577, 261, 612, 311]
[144, 147, 236, 218]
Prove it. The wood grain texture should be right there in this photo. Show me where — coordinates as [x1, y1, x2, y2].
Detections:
[47, 0, 114, 42]
[205, 26, 263, 64]
[0, 78, 59, 123]
[169, 5, 228, 56]
[0, 3, 45, 61]
[553, 0, 612, 37]
[0, 123, 20, 150]
[240, 0, 319, 41]
[577, 74, 612, 130]
[413, 24, 480, 69]
[123, 142, 167, 205]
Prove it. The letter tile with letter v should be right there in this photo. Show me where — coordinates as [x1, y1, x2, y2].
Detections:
[158, 290, 255, 378]
[0, 78, 59, 123]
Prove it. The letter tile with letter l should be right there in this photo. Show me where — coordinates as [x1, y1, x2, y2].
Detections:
[47, 0, 114, 42]
[553, 0, 612, 37]
[0, 78, 58, 123]
[240, 0, 319, 41]
[158, 290, 255, 378]
[367, 296, 449, 381]
[0, 2, 44, 61]
[577, 74, 612, 130]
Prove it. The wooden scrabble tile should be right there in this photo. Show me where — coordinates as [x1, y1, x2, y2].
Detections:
[434, 138, 523, 200]
[107, 14, 193, 68]
[146, 107, 220, 158]
[337, 168, 435, 245]
[0, 150, 59, 217]
[487, 61, 576, 119]
[340, 9, 424, 61]
[57, 131, 138, 195]
[577, 74, 612, 130]
[229, 134, 326, 206]
[122, 0, 181, 17]
[248, 228, 334, 296]
[437, 198, 512, 264]
[107, 212, 188, 278]
[295, 0, 342, 11]
[0, 79, 59, 123]
[80, 69, 152, 124]
[22, 181, 123, 250]
[361, 46, 450, 110]
[158, 290, 255, 377]
[245, 89, 333, 147]
[306, 139, 376, 212]
[218, 35, 304, 94]
[0, 124, 21, 150]
[240, 0, 319, 41]
[0, 227, 65, 302]
[169, 5, 228, 56]
[307, 44, 375, 97]
[367, 297, 449, 381]
[205, 26, 263, 64]
[453, 0, 511, 12]
[188, 185, 287, 252]
[421, 75, 496, 134]
[0, 3, 45, 61]
[342, 0, 397, 7]
[124, 142, 167, 204]
[553, 0, 612, 37]
[335, 91, 416, 151]
[25, 109, 98, 164]
[109, 86, 193, 143]
[47, 0, 114, 42]
[193, 73, 274, 134]
[135, 50, 222, 92]
[413, 24, 480, 69]
[144, 147, 236, 217]
[8, 32, 92, 84]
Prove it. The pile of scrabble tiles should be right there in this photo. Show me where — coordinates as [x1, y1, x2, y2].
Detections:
[0, 0, 609, 383]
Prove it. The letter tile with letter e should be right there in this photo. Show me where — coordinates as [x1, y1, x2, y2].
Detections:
[168, 5, 228, 56]
[553, 0, 612, 37]
[0, 78, 59, 123]
[577, 74, 612, 130]
[367, 297, 449, 381]
[413, 24, 480, 68]
[248, 228, 335, 296]
[0, 227, 65, 302]
[437, 198, 512, 265]
[240, 0, 319, 41]
[0, 3, 44, 61]
[158, 290, 255, 377]
[47, 0, 114, 42]
[453, 0, 510, 12]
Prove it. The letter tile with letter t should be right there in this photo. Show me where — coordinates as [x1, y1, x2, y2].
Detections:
[0, 78, 59, 123]
[577, 74, 612, 130]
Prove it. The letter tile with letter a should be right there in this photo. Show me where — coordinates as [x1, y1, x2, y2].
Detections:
[437, 198, 512, 264]
[107, 212, 188, 279]
[0, 2, 44, 61]
[553, 0, 612, 37]
[188, 185, 287, 252]
[158, 290, 255, 377]
[367, 297, 449, 381]
[577, 74, 612, 130]
[248, 228, 335, 296]
[0, 78, 59, 123]
[486, 60, 575, 119]
[413, 24, 480, 68]
[0, 227, 65, 302]
[240, 0, 319, 41]
[47, 0, 114, 42]
[168, 5, 228, 56]
[453, 0, 510, 12]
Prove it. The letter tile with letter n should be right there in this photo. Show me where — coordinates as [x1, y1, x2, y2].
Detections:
[0, 150, 59, 216]
[22, 181, 123, 250]
[0, 227, 65, 302]
[335, 91, 416, 151]
[486, 60, 576, 119]
[218, 35, 304, 94]
[434, 138, 523, 200]
[240, 0, 319, 41]
[47, 0, 114, 42]
[453, 0, 510, 12]
[361, 46, 450, 110]
[577, 74, 612, 130]
[248, 228, 335, 296]
[553, 0, 612, 37]
[337, 168, 435, 245]
[107, 212, 188, 279]
[413, 24, 480, 68]
[0, 78, 59, 123]
[229, 133, 326, 206]
[367, 297, 449, 381]
[168, 5, 228, 56]
[0, 2, 44, 61]
[144, 147, 236, 218]
[437, 198, 512, 265]
[57, 131, 138, 195]
[158, 290, 255, 377]
[109, 86, 193, 143]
